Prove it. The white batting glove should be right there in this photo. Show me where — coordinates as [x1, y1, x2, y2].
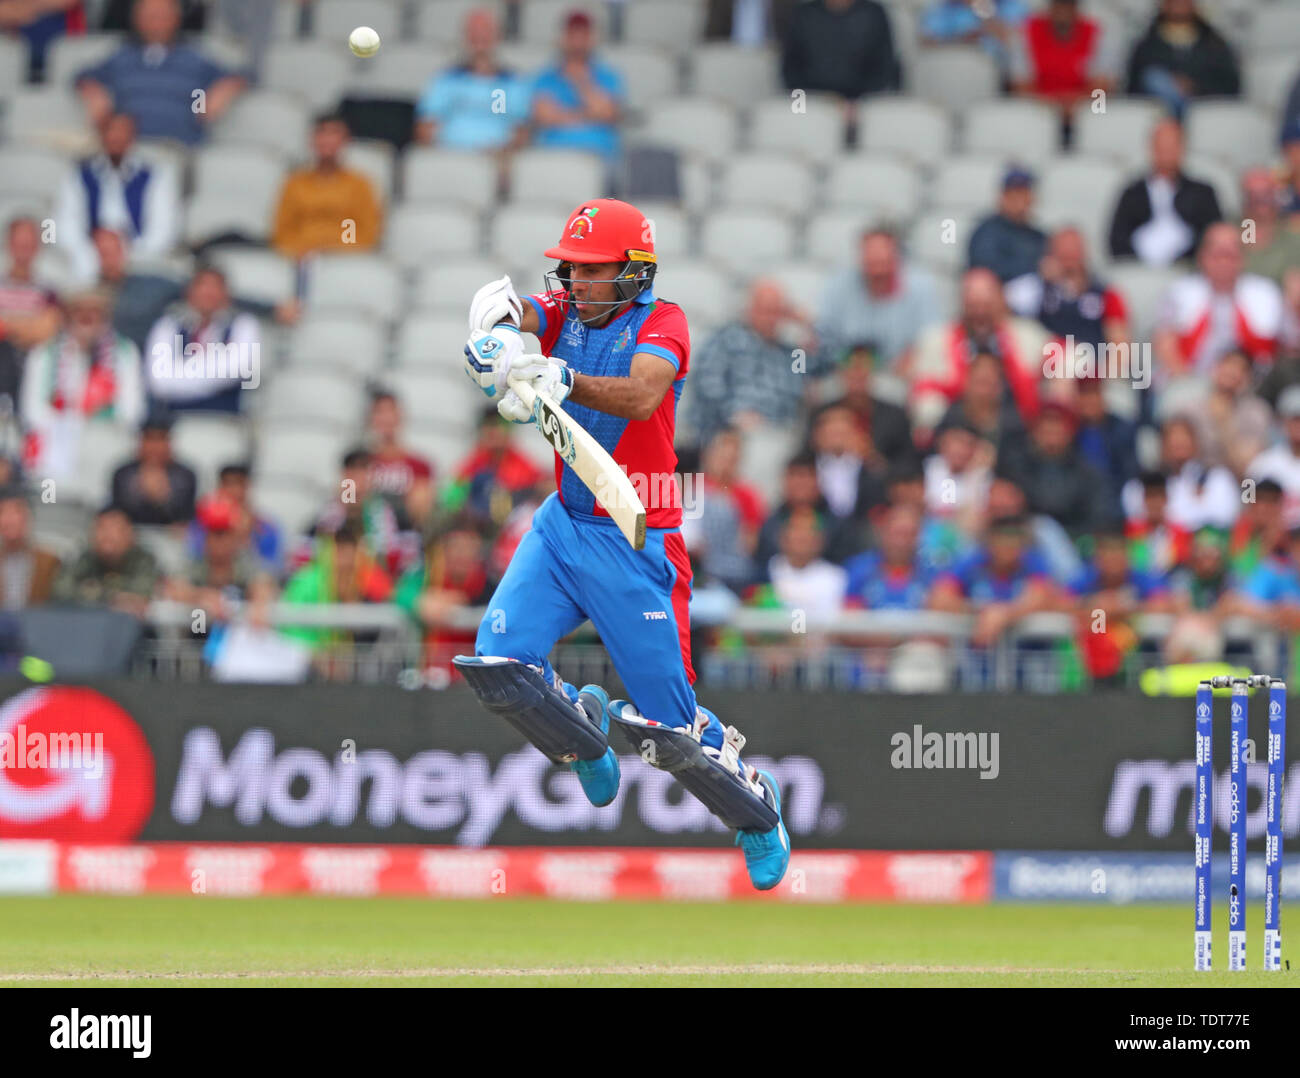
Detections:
[497, 388, 532, 424]
[508, 353, 574, 405]
[468, 275, 523, 333]
[464, 325, 523, 399]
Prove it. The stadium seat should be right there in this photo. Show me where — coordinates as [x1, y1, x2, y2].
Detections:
[65, 423, 136, 506]
[1185, 101, 1276, 170]
[718, 154, 815, 215]
[857, 97, 952, 169]
[311, 0, 403, 44]
[343, 139, 396, 201]
[211, 90, 312, 156]
[749, 96, 846, 163]
[635, 202, 689, 257]
[287, 314, 387, 377]
[394, 312, 475, 368]
[412, 0, 505, 43]
[384, 369, 481, 433]
[962, 99, 1061, 167]
[0, 146, 70, 203]
[1037, 156, 1126, 230]
[193, 145, 289, 227]
[1183, 154, 1241, 219]
[688, 45, 780, 108]
[343, 42, 451, 99]
[412, 257, 519, 312]
[907, 210, 977, 273]
[908, 47, 999, 111]
[1248, 3, 1300, 55]
[2, 87, 91, 148]
[825, 157, 922, 221]
[403, 425, 473, 477]
[738, 422, 801, 504]
[509, 149, 608, 208]
[0, 193, 51, 226]
[262, 42, 351, 111]
[0, 36, 23, 97]
[929, 155, 1005, 213]
[701, 210, 796, 274]
[651, 262, 735, 327]
[171, 416, 252, 494]
[602, 46, 681, 113]
[1071, 97, 1164, 169]
[208, 247, 296, 307]
[488, 206, 570, 263]
[1106, 262, 1181, 341]
[384, 203, 481, 267]
[271, 0, 303, 39]
[184, 194, 275, 245]
[622, 0, 706, 47]
[766, 261, 832, 317]
[258, 371, 366, 430]
[402, 148, 497, 208]
[250, 473, 328, 536]
[636, 97, 739, 161]
[1245, 54, 1300, 112]
[306, 253, 404, 322]
[44, 32, 124, 88]
[806, 209, 874, 265]
[518, 0, 609, 43]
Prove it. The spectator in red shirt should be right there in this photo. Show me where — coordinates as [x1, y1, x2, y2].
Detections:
[442, 406, 546, 530]
[1010, 0, 1116, 126]
[366, 389, 434, 530]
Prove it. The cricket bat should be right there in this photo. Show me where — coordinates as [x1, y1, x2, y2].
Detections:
[507, 374, 647, 551]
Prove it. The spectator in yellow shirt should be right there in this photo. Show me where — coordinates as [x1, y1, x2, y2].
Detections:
[271, 112, 383, 261]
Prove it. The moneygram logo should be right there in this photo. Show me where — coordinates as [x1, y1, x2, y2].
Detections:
[0, 687, 155, 841]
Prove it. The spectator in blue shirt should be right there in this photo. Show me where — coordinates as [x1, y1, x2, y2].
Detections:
[1225, 527, 1300, 613]
[76, 0, 245, 146]
[844, 503, 937, 610]
[919, 0, 1029, 75]
[415, 6, 531, 153]
[969, 166, 1048, 283]
[530, 9, 624, 162]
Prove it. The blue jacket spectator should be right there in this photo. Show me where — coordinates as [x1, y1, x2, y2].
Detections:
[919, 0, 1029, 73]
[844, 504, 937, 610]
[75, 0, 245, 147]
[530, 10, 623, 161]
[969, 166, 1047, 283]
[415, 6, 531, 151]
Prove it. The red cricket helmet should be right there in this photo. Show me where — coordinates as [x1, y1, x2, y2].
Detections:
[543, 198, 657, 324]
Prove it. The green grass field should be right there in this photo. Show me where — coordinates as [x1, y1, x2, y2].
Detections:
[0, 896, 1296, 986]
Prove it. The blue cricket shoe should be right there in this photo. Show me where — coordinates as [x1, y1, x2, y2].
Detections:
[572, 684, 620, 807]
[736, 770, 790, 890]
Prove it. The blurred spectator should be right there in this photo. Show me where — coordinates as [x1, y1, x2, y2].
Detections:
[682, 427, 764, 594]
[705, 0, 798, 44]
[76, 0, 246, 147]
[311, 447, 405, 577]
[0, 0, 81, 81]
[1185, 349, 1271, 476]
[92, 228, 183, 352]
[1220, 526, 1300, 629]
[188, 464, 281, 572]
[167, 499, 274, 621]
[530, 10, 624, 162]
[1163, 526, 1230, 663]
[144, 265, 259, 412]
[0, 217, 61, 353]
[1241, 166, 1300, 286]
[930, 513, 1058, 647]
[415, 7, 531, 153]
[686, 279, 827, 445]
[1125, 0, 1240, 118]
[109, 410, 197, 526]
[807, 342, 914, 465]
[396, 517, 493, 679]
[271, 112, 383, 261]
[1010, 0, 1117, 122]
[0, 486, 59, 608]
[936, 350, 1028, 456]
[997, 400, 1116, 537]
[20, 287, 144, 480]
[968, 166, 1047, 284]
[1121, 416, 1239, 530]
[809, 401, 882, 522]
[442, 406, 546, 531]
[844, 503, 937, 610]
[99, 0, 202, 31]
[1281, 118, 1300, 218]
[1228, 478, 1286, 577]
[1153, 222, 1281, 378]
[1108, 117, 1222, 266]
[55, 113, 180, 286]
[280, 523, 393, 657]
[753, 507, 848, 621]
[1073, 376, 1138, 501]
[366, 390, 434, 531]
[1124, 470, 1192, 578]
[882, 454, 972, 573]
[51, 503, 160, 616]
[982, 471, 1081, 584]
[1006, 226, 1129, 353]
[781, 0, 900, 125]
[909, 268, 1048, 436]
[755, 450, 862, 574]
[817, 229, 941, 372]
[919, 0, 1028, 76]
[1286, 72, 1300, 141]
[924, 418, 993, 535]
[1247, 386, 1300, 528]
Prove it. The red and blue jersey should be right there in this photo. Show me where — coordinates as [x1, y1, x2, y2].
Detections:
[526, 287, 689, 528]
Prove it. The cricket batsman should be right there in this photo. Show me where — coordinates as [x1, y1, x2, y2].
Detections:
[453, 198, 789, 890]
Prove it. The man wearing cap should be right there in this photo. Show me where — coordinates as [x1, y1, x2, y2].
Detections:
[968, 166, 1047, 284]
[529, 10, 624, 162]
[458, 198, 791, 891]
